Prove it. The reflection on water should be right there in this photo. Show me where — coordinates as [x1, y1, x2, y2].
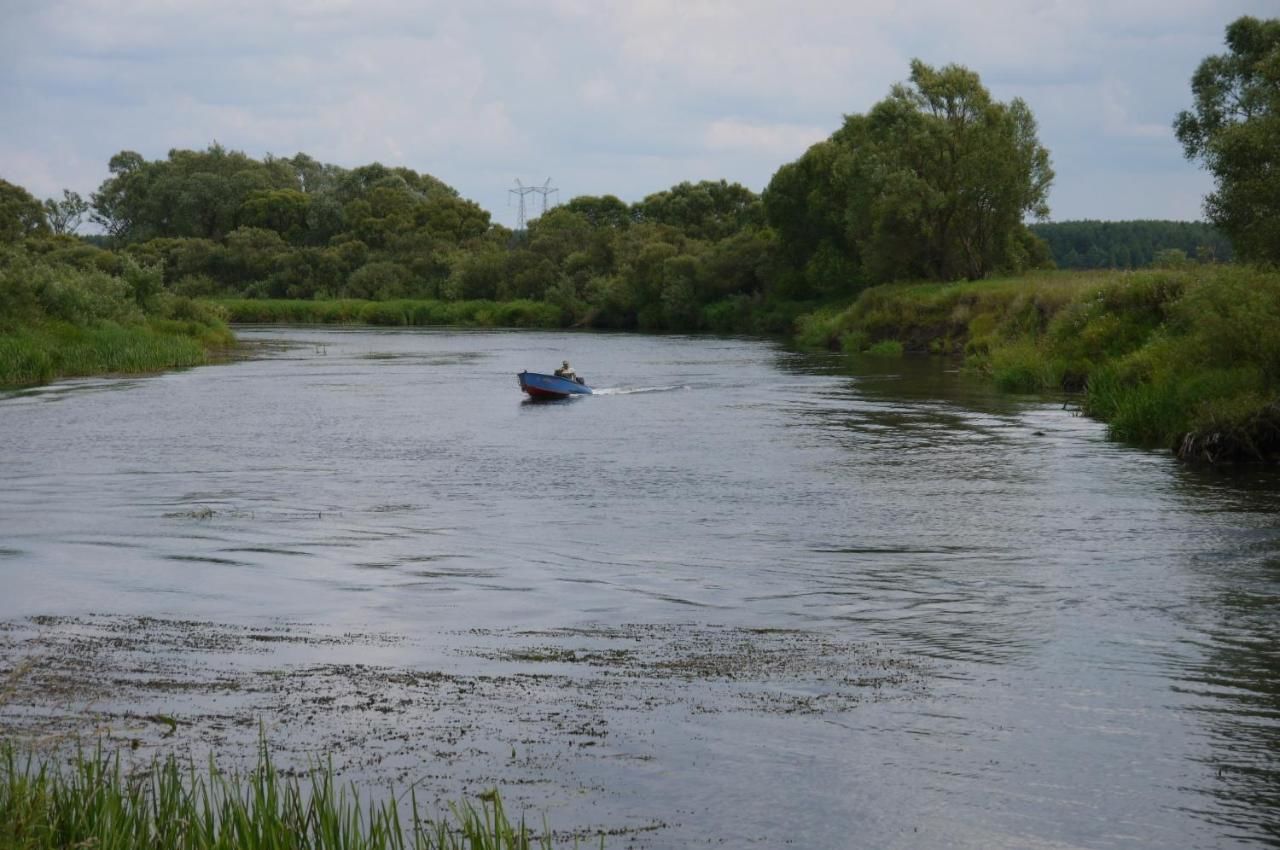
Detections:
[1, 327, 1278, 848]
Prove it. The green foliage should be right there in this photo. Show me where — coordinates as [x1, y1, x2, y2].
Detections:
[0, 244, 231, 389]
[1030, 220, 1232, 268]
[563, 194, 632, 229]
[42, 190, 89, 236]
[214, 298, 562, 329]
[345, 261, 412, 300]
[791, 265, 1280, 459]
[6, 114, 1047, 336]
[633, 180, 763, 241]
[765, 60, 1053, 288]
[1175, 16, 1280, 264]
[0, 321, 212, 388]
[238, 188, 311, 243]
[865, 339, 904, 358]
[0, 178, 49, 243]
[762, 142, 860, 296]
[0, 739, 570, 850]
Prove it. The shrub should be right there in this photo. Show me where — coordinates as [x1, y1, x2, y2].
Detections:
[865, 339, 903, 358]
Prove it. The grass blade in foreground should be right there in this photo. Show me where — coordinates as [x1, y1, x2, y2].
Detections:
[0, 740, 584, 850]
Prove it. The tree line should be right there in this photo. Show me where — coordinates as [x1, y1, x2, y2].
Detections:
[3, 17, 1277, 334]
[1029, 221, 1232, 269]
[0, 60, 1061, 334]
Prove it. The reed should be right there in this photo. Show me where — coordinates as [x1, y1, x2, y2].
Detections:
[0, 320, 228, 390]
[0, 739, 576, 850]
[212, 299, 564, 329]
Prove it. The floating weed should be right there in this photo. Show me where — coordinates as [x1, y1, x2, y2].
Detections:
[165, 506, 217, 520]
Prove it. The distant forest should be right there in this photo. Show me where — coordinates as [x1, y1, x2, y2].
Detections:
[1030, 221, 1232, 269]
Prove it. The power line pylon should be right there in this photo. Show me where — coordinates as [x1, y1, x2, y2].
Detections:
[509, 178, 557, 229]
[531, 178, 559, 216]
[508, 179, 538, 230]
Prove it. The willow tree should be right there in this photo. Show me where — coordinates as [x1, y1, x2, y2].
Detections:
[0, 178, 49, 243]
[766, 60, 1054, 286]
[1175, 16, 1280, 265]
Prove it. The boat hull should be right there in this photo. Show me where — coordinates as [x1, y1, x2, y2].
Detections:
[518, 371, 593, 399]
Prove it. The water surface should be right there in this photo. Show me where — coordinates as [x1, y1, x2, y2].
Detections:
[1, 327, 1277, 848]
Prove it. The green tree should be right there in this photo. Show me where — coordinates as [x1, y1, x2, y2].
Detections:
[343, 260, 411, 299]
[415, 194, 490, 243]
[224, 226, 288, 284]
[121, 257, 165, 309]
[634, 180, 762, 241]
[90, 151, 146, 240]
[1174, 16, 1280, 264]
[564, 194, 632, 228]
[766, 60, 1053, 287]
[445, 247, 506, 301]
[853, 61, 1053, 281]
[763, 141, 859, 297]
[238, 189, 312, 244]
[43, 190, 89, 235]
[1029, 220, 1232, 269]
[0, 178, 50, 243]
[91, 145, 295, 243]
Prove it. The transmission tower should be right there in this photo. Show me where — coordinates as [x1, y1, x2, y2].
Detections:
[508, 179, 535, 230]
[508, 177, 557, 229]
[532, 178, 559, 216]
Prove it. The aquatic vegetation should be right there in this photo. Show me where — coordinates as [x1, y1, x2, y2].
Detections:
[0, 739, 571, 850]
[864, 339, 904, 358]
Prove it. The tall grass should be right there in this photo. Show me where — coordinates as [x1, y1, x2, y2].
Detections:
[213, 299, 565, 329]
[0, 251, 236, 390]
[0, 320, 229, 389]
[0, 740, 580, 850]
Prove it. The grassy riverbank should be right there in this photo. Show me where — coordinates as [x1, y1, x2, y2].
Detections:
[209, 296, 810, 334]
[0, 319, 233, 389]
[0, 740, 566, 850]
[794, 265, 1280, 461]
[214, 297, 564, 328]
[0, 253, 234, 390]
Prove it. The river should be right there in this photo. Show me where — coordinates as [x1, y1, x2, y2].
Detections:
[1, 327, 1277, 848]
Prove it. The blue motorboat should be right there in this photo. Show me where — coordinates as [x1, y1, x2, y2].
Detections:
[518, 370, 593, 400]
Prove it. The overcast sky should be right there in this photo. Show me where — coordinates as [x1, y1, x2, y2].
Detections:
[1, 0, 1273, 229]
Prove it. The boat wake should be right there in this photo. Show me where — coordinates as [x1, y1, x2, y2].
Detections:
[593, 384, 690, 396]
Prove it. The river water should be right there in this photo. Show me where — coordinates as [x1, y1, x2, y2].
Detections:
[1, 327, 1277, 848]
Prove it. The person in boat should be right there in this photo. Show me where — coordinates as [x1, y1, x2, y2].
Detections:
[554, 360, 577, 381]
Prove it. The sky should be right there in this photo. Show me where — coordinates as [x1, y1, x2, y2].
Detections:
[1, 0, 1274, 230]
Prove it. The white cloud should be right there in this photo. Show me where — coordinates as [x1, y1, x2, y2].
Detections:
[1101, 81, 1174, 140]
[3, 0, 1276, 224]
[703, 120, 828, 157]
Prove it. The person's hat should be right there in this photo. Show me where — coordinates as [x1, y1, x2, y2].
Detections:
[562, 360, 571, 366]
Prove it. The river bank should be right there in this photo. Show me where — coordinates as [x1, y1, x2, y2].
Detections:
[7, 261, 1277, 464]
[0, 253, 234, 390]
[214, 297, 564, 329]
[794, 265, 1280, 462]
[0, 318, 233, 389]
